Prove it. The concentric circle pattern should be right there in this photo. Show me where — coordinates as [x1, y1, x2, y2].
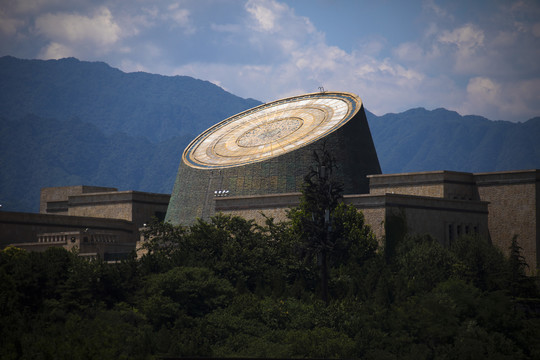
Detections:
[183, 92, 361, 169]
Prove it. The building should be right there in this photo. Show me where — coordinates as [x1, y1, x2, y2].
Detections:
[214, 170, 538, 272]
[1, 186, 170, 259]
[166, 92, 381, 225]
[166, 92, 539, 272]
[2, 92, 537, 271]
[40, 185, 170, 227]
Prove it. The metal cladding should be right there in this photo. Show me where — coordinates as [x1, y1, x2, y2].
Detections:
[165, 91, 381, 225]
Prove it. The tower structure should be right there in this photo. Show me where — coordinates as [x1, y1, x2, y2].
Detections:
[166, 91, 381, 225]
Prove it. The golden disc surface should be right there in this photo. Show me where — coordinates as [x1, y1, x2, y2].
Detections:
[183, 92, 361, 169]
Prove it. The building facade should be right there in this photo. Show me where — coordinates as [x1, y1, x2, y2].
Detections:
[1, 186, 170, 260]
[215, 170, 538, 272]
[166, 92, 381, 225]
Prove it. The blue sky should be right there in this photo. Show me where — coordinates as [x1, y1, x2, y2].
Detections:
[1, 0, 539, 122]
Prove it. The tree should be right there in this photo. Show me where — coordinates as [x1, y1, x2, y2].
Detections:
[508, 235, 538, 299]
[292, 144, 343, 304]
[450, 235, 507, 292]
[289, 144, 376, 304]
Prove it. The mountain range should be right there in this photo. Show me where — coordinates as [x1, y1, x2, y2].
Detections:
[1, 56, 539, 212]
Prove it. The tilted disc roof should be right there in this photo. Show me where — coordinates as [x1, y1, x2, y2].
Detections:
[182, 91, 361, 169]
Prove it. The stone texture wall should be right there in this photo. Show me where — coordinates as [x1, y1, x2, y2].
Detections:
[370, 182, 445, 198]
[68, 192, 132, 222]
[216, 192, 489, 250]
[475, 170, 539, 272]
[0, 211, 137, 248]
[345, 193, 488, 247]
[59, 191, 170, 228]
[40, 185, 117, 214]
[368, 171, 477, 200]
[216, 193, 300, 224]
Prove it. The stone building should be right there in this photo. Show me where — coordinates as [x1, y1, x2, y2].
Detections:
[1, 186, 170, 260]
[215, 169, 539, 272]
[2, 91, 537, 271]
[165, 91, 539, 272]
[166, 92, 381, 225]
[40, 185, 170, 227]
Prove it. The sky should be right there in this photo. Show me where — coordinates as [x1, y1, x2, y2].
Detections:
[1, 0, 540, 122]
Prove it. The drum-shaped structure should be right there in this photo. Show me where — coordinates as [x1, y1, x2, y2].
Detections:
[166, 91, 381, 225]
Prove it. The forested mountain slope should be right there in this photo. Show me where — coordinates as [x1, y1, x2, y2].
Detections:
[0, 56, 261, 143]
[366, 108, 540, 174]
[1, 56, 539, 212]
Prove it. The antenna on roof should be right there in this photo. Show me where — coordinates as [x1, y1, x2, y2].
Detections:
[318, 86, 325, 93]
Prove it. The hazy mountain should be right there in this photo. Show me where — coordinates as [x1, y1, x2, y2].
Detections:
[365, 108, 540, 174]
[1, 56, 539, 212]
[0, 56, 261, 143]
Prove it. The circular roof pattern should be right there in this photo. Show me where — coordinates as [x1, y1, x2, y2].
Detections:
[183, 92, 361, 169]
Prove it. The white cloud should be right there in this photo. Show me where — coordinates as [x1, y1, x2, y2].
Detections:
[164, 0, 436, 116]
[438, 24, 485, 65]
[165, 4, 194, 33]
[35, 7, 121, 47]
[465, 77, 500, 106]
[394, 42, 424, 62]
[459, 76, 540, 120]
[245, 0, 287, 32]
[39, 41, 73, 59]
[423, 0, 453, 21]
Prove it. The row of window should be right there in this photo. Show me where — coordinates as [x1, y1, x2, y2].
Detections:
[448, 223, 478, 244]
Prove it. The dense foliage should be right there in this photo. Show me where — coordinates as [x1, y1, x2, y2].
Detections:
[1, 212, 540, 359]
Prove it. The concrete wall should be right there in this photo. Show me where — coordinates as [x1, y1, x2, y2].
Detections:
[475, 170, 539, 271]
[216, 193, 300, 224]
[368, 169, 539, 271]
[368, 171, 477, 200]
[216, 192, 489, 250]
[40, 187, 170, 229]
[0, 211, 138, 248]
[67, 191, 171, 227]
[15, 230, 136, 259]
[346, 193, 488, 247]
[40, 185, 117, 214]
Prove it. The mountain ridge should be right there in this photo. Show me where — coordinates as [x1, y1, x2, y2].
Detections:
[1, 56, 539, 212]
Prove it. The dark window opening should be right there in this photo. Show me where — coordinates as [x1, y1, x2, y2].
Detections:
[154, 211, 166, 222]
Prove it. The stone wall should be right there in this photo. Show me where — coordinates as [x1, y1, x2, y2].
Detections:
[216, 193, 300, 224]
[216, 192, 489, 250]
[475, 170, 539, 272]
[346, 193, 488, 247]
[40, 187, 170, 228]
[40, 185, 117, 214]
[0, 211, 138, 248]
[368, 171, 477, 200]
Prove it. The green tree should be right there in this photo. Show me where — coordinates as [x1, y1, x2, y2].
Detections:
[508, 235, 538, 299]
[450, 235, 507, 292]
[289, 144, 377, 304]
[289, 145, 343, 304]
